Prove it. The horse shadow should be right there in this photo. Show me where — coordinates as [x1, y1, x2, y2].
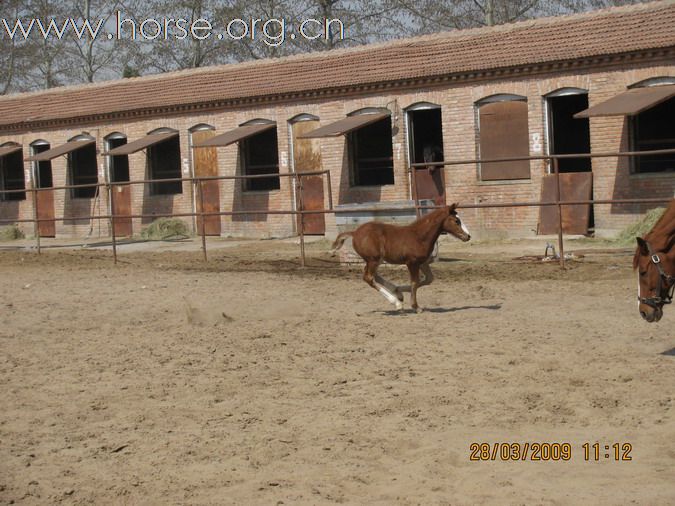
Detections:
[660, 347, 675, 357]
[379, 302, 502, 316]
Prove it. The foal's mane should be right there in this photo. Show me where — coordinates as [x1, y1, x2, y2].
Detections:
[414, 206, 450, 227]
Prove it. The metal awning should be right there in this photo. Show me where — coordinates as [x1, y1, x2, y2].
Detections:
[193, 123, 276, 148]
[104, 132, 178, 156]
[0, 144, 22, 157]
[297, 113, 390, 139]
[25, 139, 95, 161]
[574, 85, 675, 118]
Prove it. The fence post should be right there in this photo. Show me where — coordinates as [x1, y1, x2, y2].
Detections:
[198, 178, 207, 262]
[411, 166, 421, 218]
[553, 157, 566, 270]
[108, 181, 118, 265]
[294, 173, 306, 268]
[325, 170, 334, 211]
[30, 183, 41, 255]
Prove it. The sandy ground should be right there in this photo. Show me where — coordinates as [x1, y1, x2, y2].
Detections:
[1, 237, 674, 505]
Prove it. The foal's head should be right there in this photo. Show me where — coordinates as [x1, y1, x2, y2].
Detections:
[442, 204, 471, 242]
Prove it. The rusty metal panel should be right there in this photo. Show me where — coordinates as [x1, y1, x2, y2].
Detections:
[37, 189, 55, 237]
[479, 101, 530, 181]
[192, 129, 221, 236]
[538, 172, 593, 235]
[292, 120, 325, 234]
[112, 184, 132, 237]
[574, 85, 675, 118]
[297, 113, 390, 139]
[414, 167, 446, 206]
[194, 123, 275, 148]
[105, 132, 177, 156]
[26, 140, 95, 162]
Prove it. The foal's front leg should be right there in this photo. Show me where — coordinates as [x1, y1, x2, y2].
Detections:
[396, 261, 434, 294]
[407, 263, 422, 313]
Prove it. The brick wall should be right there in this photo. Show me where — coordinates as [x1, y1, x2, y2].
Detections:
[1, 61, 673, 240]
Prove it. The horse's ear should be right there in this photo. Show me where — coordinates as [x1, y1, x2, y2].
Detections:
[447, 203, 458, 213]
[636, 237, 649, 255]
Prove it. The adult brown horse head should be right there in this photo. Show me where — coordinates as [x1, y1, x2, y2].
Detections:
[442, 203, 471, 242]
[634, 236, 675, 323]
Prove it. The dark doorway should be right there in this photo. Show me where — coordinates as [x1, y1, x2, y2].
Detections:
[408, 107, 446, 205]
[547, 93, 591, 173]
[350, 118, 394, 186]
[546, 92, 594, 233]
[148, 136, 182, 195]
[68, 143, 98, 199]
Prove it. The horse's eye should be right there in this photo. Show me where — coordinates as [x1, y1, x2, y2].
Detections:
[639, 271, 646, 277]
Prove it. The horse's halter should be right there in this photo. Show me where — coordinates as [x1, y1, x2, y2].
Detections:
[638, 240, 675, 309]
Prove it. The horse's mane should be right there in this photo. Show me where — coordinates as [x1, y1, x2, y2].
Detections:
[634, 199, 675, 269]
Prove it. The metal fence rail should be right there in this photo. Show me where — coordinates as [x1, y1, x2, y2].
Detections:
[1, 148, 673, 268]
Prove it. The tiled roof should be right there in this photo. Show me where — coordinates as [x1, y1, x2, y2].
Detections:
[1, 1, 673, 131]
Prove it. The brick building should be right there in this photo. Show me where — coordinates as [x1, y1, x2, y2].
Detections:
[0, 1, 673, 240]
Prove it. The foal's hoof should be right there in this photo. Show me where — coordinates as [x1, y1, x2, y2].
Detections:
[394, 301, 404, 311]
[413, 306, 423, 314]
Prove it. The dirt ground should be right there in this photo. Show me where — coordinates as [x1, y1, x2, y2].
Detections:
[1, 237, 674, 505]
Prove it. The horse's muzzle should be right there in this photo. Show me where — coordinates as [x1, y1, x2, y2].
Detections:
[640, 306, 663, 323]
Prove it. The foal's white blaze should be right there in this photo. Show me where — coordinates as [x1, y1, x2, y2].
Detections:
[460, 217, 470, 236]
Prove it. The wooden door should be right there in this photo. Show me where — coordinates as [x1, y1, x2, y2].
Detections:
[111, 184, 132, 237]
[192, 130, 221, 236]
[107, 141, 133, 237]
[292, 120, 325, 235]
[36, 188, 55, 237]
[34, 158, 55, 237]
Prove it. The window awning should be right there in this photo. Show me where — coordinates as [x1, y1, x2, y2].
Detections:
[26, 139, 95, 162]
[104, 132, 177, 156]
[574, 85, 675, 118]
[0, 144, 22, 157]
[297, 113, 390, 139]
[193, 123, 276, 148]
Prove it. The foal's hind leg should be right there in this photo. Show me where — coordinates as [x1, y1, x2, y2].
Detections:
[419, 262, 434, 287]
[375, 273, 404, 302]
[363, 261, 403, 310]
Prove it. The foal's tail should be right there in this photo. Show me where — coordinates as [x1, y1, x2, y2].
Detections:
[330, 232, 353, 257]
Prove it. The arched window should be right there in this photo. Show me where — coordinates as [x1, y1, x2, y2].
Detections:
[0, 142, 25, 201]
[30, 140, 53, 189]
[104, 132, 129, 183]
[475, 94, 530, 181]
[289, 113, 319, 123]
